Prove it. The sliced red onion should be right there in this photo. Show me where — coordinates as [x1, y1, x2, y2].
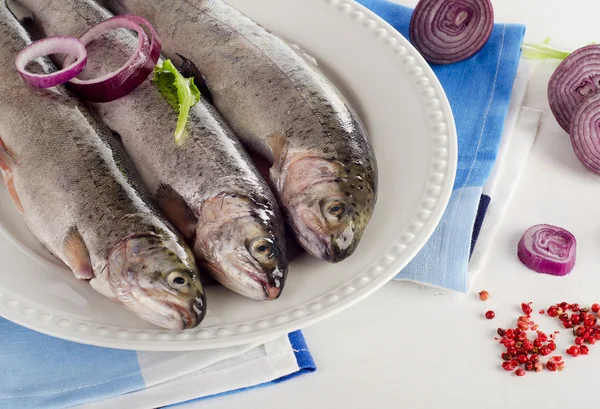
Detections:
[409, 0, 494, 64]
[15, 36, 87, 88]
[569, 91, 600, 175]
[64, 14, 161, 103]
[548, 45, 600, 132]
[518, 224, 576, 276]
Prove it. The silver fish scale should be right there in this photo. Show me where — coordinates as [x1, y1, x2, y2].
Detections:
[0, 6, 181, 274]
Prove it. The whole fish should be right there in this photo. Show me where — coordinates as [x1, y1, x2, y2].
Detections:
[18, 0, 288, 300]
[100, 0, 379, 262]
[0, 5, 205, 329]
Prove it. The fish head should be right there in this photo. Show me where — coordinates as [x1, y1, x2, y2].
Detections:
[107, 233, 206, 330]
[195, 194, 288, 300]
[281, 156, 375, 262]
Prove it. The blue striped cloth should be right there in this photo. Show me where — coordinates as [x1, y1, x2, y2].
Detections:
[357, 0, 526, 292]
[0, 318, 314, 408]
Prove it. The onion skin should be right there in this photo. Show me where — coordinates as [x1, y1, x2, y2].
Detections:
[517, 224, 576, 277]
[410, 0, 494, 65]
[15, 15, 160, 103]
[65, 15, 161, 103]
[569, 92, 600, 175]
[14, 36, 87, 88]
[548, 45, 600, 132]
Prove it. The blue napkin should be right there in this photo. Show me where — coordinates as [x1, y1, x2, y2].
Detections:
[0, 318, 314, 408]
[357, 0, 526, 292]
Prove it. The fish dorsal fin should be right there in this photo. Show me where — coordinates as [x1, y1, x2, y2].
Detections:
[64, 226, 94, 280]
[155, 184, 197, 242]
[0, 138, 23, 214]
[267, 133, 289, 186]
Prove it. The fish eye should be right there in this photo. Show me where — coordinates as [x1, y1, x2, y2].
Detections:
[249, 238, 274, 260]
[167, 271, 190, 289]
[325, 200, 346, 217]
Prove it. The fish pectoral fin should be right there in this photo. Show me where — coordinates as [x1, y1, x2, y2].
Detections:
[0, 137, 23, 214]
[155, 184, 197, 242]
[267, 133, 288, 185]
[176, 53, 214, 105]
[64, 226, 94, 280]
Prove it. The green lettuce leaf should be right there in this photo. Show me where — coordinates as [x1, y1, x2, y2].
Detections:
[152, 59, 201, 145]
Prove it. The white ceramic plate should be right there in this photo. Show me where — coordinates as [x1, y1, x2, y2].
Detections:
[0, 0, 456, 350]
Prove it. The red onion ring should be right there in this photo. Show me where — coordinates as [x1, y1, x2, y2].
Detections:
[569, 91, 600, 175]
[409, 0, 494, 64]
[518, 224, 576, 276]
[15, 36, 87, 88]
[64, 15, 162, 103]
[548, 45, 600, 132]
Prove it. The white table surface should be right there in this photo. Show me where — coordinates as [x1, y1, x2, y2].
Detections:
[184, 1, 600, 408]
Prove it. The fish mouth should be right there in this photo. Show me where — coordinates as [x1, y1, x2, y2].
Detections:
[298, 209, 329, 257]
[171, 303, 197, 329]
[299, 209, 337, 261]
[117, 283, 204, 330]
[137, 293, 204, 330]
[298, 209, 356, 262]
[206, 259, 281, 301]
[236, 262, 283, 301]
[263, 283, 281, 300]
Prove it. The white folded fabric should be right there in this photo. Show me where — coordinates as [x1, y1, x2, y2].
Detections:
[468, 60, 543, 285]
[75, 333, 312, 409]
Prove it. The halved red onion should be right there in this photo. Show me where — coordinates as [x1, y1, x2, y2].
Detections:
[548, 45, 600, 132]
[64, 15, 161, 103]
[15, 36, 87, 88]
[569, 91, 600, 175]
[517, 224, 576, 276]
[409, 0, 494, 64]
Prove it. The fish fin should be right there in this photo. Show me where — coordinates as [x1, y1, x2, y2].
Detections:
[155, 184, 197, 241]
[0, 138, 23, 214]
[267, 133, 289, 184]
[64, 226, 94, 280]
[289, 43, 319, 66]
[176, 53, 214, 105]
